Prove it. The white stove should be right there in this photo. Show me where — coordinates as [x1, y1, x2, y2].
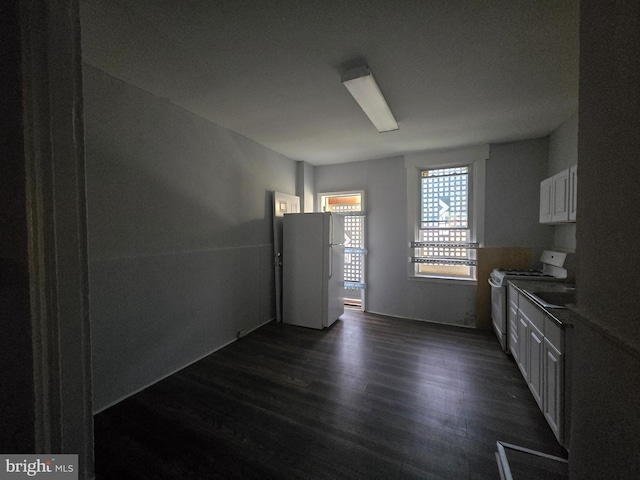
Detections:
[489, 268, 556, 287]
[488, 251, 568, 351]
[489, 250, 568, 286]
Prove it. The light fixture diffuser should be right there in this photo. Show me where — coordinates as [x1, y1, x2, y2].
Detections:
[342, 66, 398, 133]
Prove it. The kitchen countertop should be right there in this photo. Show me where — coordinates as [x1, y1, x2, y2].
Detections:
[507, 279, 580, 328]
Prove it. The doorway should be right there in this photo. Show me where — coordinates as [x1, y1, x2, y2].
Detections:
[318, 192, 367, 310]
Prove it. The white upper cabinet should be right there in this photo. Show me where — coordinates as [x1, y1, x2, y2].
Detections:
[540, 165, 577, 224]
[569, 164, 577, 222]
[551, 169, 570, 223]
[539, 177, 553, 223]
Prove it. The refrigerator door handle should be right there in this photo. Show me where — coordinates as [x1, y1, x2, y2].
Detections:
[329, 245, 333, 278]
[329, 212, 334, 245]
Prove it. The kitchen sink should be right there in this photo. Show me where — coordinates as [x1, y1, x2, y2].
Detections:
[530, 290, 576, 309]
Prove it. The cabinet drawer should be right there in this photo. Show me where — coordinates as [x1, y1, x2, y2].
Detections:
[519, 294, 545, 332]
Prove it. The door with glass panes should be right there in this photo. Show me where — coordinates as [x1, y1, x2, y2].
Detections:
[319, 192, 366, 310]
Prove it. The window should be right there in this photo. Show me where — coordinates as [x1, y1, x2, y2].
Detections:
[415, 166, 474, 278]
[406, 146, 487, 282]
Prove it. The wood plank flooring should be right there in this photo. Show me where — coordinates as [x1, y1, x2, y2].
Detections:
[94, 311, 567, 479]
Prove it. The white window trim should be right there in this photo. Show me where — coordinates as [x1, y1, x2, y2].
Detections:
[317, 190, 366, 214]
[405, 145, 487, 283]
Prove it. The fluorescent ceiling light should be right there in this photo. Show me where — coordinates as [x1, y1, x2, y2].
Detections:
[342, 66, 398, 133]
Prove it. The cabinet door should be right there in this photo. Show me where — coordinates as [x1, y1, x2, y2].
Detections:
[507, 286, 519, 357]
[551, 170, 570, 223]
[544, 338, 564, 443]
[528, 323, 544, 408]
[569, 164, 577, 222]
[508, 301, 519, 358]
[517, 313, 529, 381]
[539, 177, 553, 223]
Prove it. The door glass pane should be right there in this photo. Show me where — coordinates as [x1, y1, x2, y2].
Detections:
[320, 193, 365, 309]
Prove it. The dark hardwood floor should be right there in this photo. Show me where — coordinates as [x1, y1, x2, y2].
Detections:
[94, 311, 567, 479]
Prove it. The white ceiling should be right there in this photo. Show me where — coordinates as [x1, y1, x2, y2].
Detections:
[80, 0, 579, 166]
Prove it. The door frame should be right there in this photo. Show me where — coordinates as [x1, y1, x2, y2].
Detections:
[272, 192, 300, 322]
[20, 0, 94, 477]
[317, 191, 366, 311]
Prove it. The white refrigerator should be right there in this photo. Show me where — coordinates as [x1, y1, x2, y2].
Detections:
[282, 212, 344, 329]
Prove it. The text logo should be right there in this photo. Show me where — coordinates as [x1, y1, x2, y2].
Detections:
[1, 455, 77, 480]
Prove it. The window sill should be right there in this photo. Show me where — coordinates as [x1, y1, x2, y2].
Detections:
[409, 275, 477, 286]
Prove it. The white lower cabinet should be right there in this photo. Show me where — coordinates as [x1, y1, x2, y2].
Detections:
[516, 314, 529, 381]
[512, 291, 565, 445]
[543, 326, 564, 442]
[528, 322, 544, 409]
[508, 289, 519, 360]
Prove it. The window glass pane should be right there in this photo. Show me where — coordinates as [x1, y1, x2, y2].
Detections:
[321, 192, 366, 306]
[343, 215, 363, 283]
[417, 263, 471, 277]
[421, 167, 468, 229]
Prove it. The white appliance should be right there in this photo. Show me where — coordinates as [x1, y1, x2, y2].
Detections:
[282, 212, 345, 329]
[488, 251, 567, 352]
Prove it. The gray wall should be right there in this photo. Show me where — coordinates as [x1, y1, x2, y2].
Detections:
[84, 65, 297, 412]
[569, 1, 640, 477]
[315, 157, 477, 326]
[548, 112, 578, 175]
[296, 161, 316, 212]
[485, 138, 552, 257]
[548, 113, 578, 253]
[314, 139, 549, 326]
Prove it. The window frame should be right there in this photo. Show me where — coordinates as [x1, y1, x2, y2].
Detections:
[405, 146, 487, 284]
[417, 166, 473, 279]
